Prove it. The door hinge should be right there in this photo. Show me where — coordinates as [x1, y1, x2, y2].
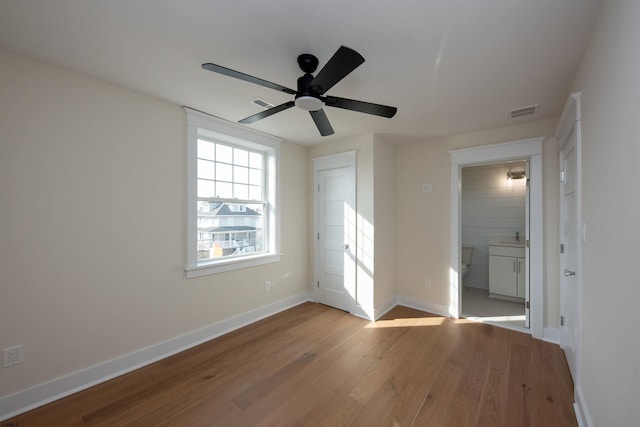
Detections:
[526, 301, 530, 309]
[526, 239, 530, 248]
[317, 281, 320, 288]
[560, 315, 565, 326]
[560, 243, 565, 254]
[317, 184, 320, 192]
[560, 171, 566, 182]
[317, 232, 320, 240]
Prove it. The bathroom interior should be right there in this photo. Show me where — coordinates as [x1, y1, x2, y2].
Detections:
[460, 161, 528, 329]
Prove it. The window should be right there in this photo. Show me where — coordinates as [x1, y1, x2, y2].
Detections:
[185, 108, 281, 277]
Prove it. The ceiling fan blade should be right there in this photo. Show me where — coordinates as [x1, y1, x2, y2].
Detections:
[239, 101, 295, 124]
[202, 63, 296, 95]
[324, 96, 397, 118]
[310, 46, 365, 95]
[309, 109, 335, 136]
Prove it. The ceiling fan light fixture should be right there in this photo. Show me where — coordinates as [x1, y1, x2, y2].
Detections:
[295, 95, 323, 111]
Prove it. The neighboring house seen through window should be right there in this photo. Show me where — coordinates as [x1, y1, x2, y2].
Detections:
[185, 108, 281, 277]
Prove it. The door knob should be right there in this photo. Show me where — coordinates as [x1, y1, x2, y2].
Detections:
[343, 243, 350, 250]
[564, 269, 576, 277]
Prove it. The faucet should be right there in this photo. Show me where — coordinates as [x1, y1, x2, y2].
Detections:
[516, 231, 520, 242]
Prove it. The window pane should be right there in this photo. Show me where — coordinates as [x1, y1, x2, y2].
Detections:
[249, 185, 262, 200]
[217, 181, 233, 199]
[197, 140, 215, 161]
[216, 144, 233, 164]
[234, 184, 249, 200]
[197, 159, 215, 180]
[196, 202, 265, 261]
[197, 179, 216, 198]
[216, 162, 233, 182]
[197, 200, 219, 212]
[249, 168, 262, 186]
[249, 152, 262, 169]
[234, 148, 249, 166]
[234, 166, 249, 184]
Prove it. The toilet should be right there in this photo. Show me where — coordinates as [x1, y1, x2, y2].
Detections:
[461, 245, 473, 280]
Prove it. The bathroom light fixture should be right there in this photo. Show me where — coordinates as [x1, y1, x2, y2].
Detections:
[507, 171, 526, 180]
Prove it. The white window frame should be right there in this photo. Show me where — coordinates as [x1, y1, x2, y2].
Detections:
[185, 108, 282, 278]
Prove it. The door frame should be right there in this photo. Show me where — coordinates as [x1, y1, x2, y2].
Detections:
[525, 159, 531, 328]
[312, 151, 357, 313]
[449, 137, 544, 339]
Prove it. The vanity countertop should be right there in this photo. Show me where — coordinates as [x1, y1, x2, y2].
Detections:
[489, 236, 526, 248]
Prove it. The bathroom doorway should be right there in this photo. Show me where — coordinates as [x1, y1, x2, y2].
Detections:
[449, 137, 544, 339]
[460, 161, 528, 330]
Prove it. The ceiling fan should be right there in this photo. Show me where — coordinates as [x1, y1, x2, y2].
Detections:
[202, 45, 397, 136]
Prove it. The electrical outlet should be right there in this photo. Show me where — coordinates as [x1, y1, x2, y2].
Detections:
[264, 280, 271, 292]
[3, 345, 23, 368]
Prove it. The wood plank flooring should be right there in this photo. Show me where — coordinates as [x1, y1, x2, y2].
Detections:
[5, 303, 576, 426]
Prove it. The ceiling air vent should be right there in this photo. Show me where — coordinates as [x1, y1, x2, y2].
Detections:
[251, 97, 275, 110]
[509, 104, 538, 119]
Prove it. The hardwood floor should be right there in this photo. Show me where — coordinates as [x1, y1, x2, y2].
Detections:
[6, 303, 576, 426]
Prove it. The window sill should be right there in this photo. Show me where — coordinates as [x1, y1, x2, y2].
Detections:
[185, 253, 282, 278]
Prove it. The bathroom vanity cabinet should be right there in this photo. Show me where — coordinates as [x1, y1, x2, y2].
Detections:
[489, 244, 526, 301]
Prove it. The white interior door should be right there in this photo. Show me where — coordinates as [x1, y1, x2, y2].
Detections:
[559, 95, 581, 381]
[524, 160, 531, 328]
[316, 165, 356, 312]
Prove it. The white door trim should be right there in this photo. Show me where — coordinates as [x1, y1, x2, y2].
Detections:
[312, 151, 357, 312]
[449, 137, 544, 339]
[525, 160, 531, 328]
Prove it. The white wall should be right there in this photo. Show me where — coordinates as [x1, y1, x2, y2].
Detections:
[394, 120, 560, 325]
[570, 0, 640, 424]
[0, 49, 309, 402]
[461, 162, 527, 289]
[373, 136, 396, 313]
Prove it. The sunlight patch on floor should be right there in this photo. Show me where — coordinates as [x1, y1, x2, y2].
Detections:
[367, 316, 445, 328]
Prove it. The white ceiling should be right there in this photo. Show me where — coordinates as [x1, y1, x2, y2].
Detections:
[0, 0, 600, 146]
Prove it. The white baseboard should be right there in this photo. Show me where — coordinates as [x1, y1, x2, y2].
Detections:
[0, 292, 311, 421]
[395, 294, 451, 318]
[349, 304, 374, 321]
[574, 385, 592, 427]
[321, 295, 449, 322]
[543, 327, 560, 345]
[328, 297, 398, 322]
[373, 297, 398, 320]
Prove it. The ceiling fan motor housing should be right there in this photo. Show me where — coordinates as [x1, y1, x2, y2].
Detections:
[297, 53, 319, 74]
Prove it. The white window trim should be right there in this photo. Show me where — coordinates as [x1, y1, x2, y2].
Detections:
[185, 108, 282, 278]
